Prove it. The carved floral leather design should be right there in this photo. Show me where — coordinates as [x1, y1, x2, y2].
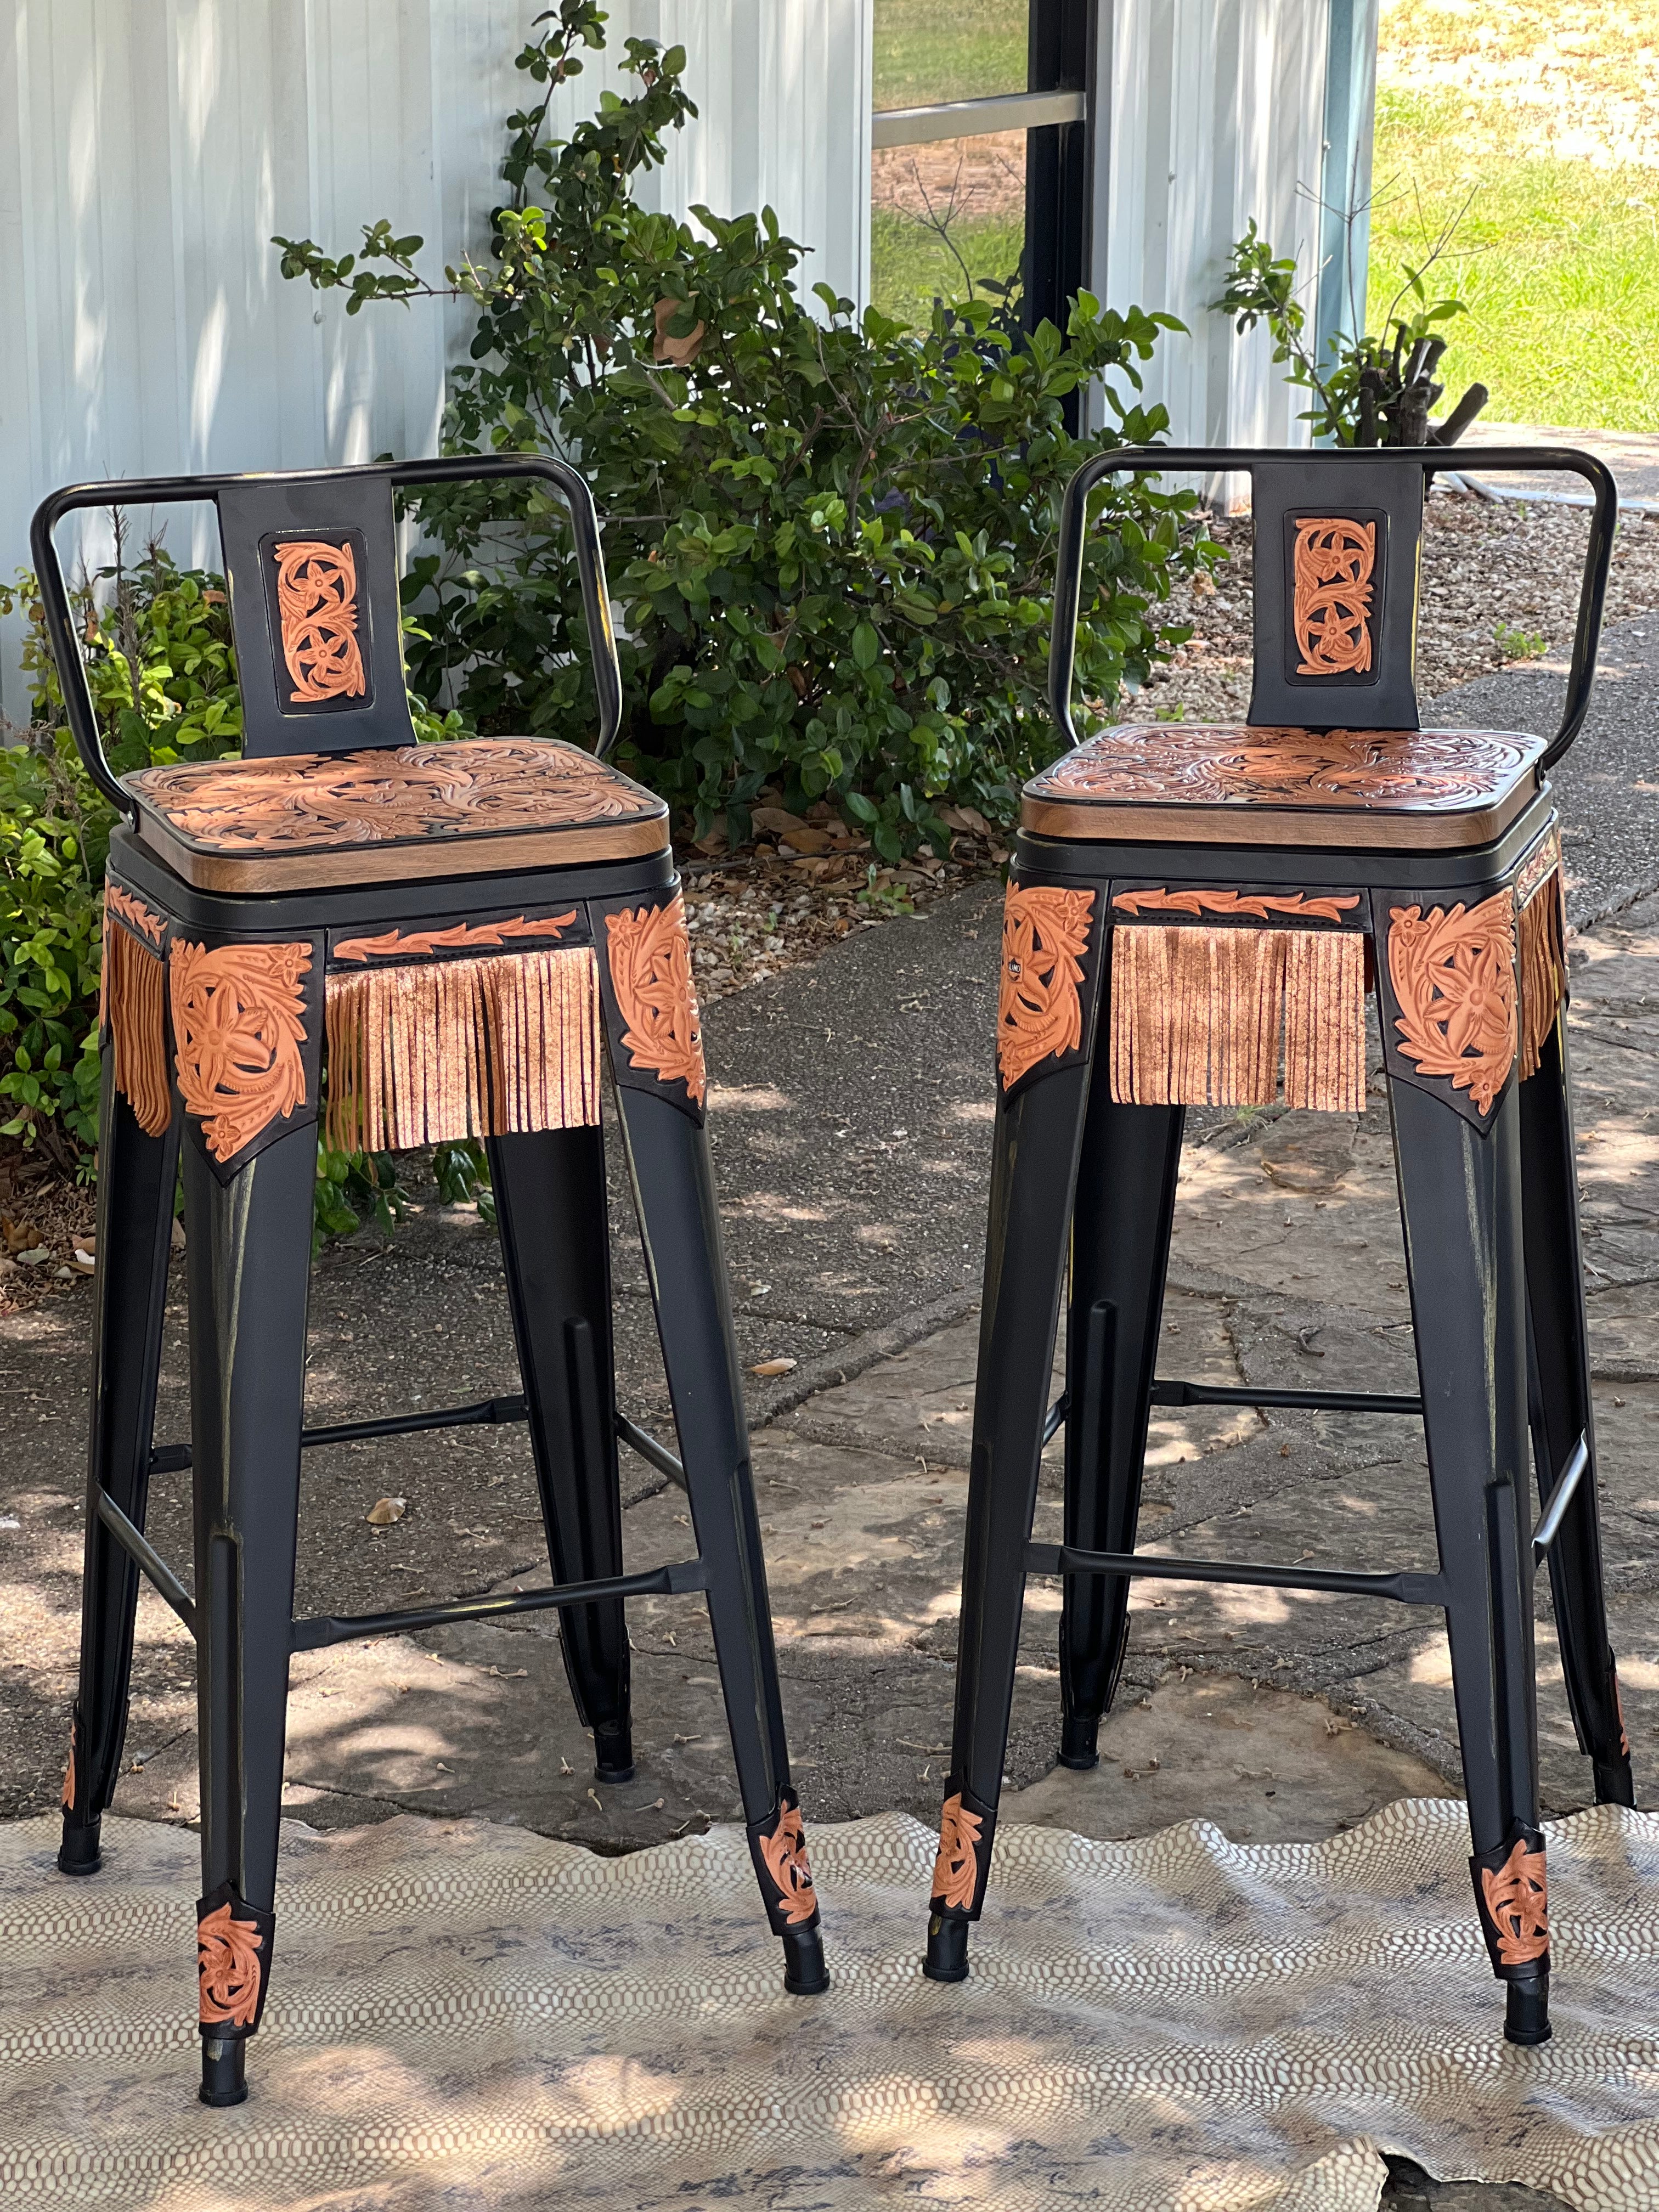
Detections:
[1113, 888, 1361, 924]
[603, 897, 707, 1106]
[170, 940, 312, 1160]
[1479, 1838, 1549, 1968]
[333, 913, 577, 963]
[932, 1792, 983, 1912]
[274, 540, 366, 704]
[758, 1799, 818, 1926]
[126, 741, 661, 855]
[1386, 892, 1518, 1115]
[1028, 725, 1538, 812]
[997, 883, 1095, 1089]
[197, 1902, 266, 2028]
[1291, 517, 1376, 676]
[105, 883, 166, 945]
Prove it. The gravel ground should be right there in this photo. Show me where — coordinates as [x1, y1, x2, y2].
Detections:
[1138, 485, 1659, 724]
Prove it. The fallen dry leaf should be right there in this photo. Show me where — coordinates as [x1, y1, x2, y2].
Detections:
[749, 1356, 798, 1378]
[1, 1217, 43, 1255]
[365, 1496, 407, 1527]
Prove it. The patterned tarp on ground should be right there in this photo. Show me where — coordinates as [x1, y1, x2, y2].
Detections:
[3, 1799, 1659, 2212]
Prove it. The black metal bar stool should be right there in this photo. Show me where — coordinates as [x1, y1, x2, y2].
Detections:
[39, 458, 826, 2108]
[924, 444, 1632, 2046]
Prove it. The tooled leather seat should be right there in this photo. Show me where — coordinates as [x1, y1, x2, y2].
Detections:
[125, 736, 669, 891]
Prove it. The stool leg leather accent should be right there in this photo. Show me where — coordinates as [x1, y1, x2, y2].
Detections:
[925, 1063, 1096, 1981]
[489, 1126, 633, 1782]
[1519, 1026, 1634, 1807]
[60, 1060, 180, 1877]
[1391, 1077, 1549, 2044]
[1059, 1089, 1184, 1770]
[612, 1083, 827, 1994]
[185, 1119, 317, 2101]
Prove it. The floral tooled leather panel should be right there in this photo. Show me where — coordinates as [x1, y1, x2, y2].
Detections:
[1025, 724, 1543, 815]
[127, 739, 663, 854]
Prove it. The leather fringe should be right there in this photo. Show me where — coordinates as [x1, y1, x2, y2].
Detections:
[324, 945, 600, 1153]
[1110, 924, 1366, 1114]
[105, 921, 173, 1137]
[1518, 868, 1566, 1081]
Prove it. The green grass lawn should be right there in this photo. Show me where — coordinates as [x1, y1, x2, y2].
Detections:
[1368, 85, 1659, 431]
[873, 0, 1026, 110]
[870, 208, 1023, 328]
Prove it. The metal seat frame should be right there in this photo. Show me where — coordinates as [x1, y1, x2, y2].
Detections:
[923, 444, 1633, 2048]
[38, 458, 826, 2109]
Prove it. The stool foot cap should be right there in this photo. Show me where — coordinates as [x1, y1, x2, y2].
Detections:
[1058, 1714, 1099, 1771]
[1504, 1972, 1551, 2047]
[923, 1914, 970, 1983]
[58, 1820, 102, 1878]
[199, 2038, 248, 2107]
[782, 1926, 829, 1996]
[594, 1725, 634, 1786]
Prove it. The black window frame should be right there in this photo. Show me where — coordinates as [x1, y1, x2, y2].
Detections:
[870, 0, 1095, 341]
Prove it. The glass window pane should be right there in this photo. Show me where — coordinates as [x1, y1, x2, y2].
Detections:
[873, 0, 1029, 112]
[870, 133, 1026, 328]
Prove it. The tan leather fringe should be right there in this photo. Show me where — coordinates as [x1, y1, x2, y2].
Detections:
[105, 922, 172, 1137]
[1518, 869, 1566, 1081]
[324, 945, 600, 1153]
[1110, 924, 1365, 1114]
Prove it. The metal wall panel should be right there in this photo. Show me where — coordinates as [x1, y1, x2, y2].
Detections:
[0, 0, 872, 716]
[1091, 0, 1336, 489]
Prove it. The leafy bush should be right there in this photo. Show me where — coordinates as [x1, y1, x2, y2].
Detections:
[1212, 217, 1486, 448]
[275, 0, 1214, 856]
[0, 546, 242, 1167]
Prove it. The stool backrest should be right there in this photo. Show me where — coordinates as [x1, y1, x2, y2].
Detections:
[1049, 445, 1617, 770]
[32, 455, 622, 821]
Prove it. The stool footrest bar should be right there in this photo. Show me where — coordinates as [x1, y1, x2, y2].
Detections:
[1150, 1380, 1424, 1415]
[1532, 1434, 1591, 1559]
[96, 1490, 196, 1633]
[289, 1557, 709, 1653]
[614, 1411, 686, 1488]
[1028, 1539, 1446, 1607]
[150, 1392, 531, 1477]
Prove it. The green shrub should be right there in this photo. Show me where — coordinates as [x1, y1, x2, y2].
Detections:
[0, 546, 242, 1167]
[276, 1, 1215, 856]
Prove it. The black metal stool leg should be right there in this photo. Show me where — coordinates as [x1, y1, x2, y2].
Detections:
[185, 1121, 315, 2104]
[926, 1063, 1096, 1983]
[489, 1126, 633, 1782]
[1393, 1078, 1551, 2045]
[60, 1064, 180, 1876]
[612, 1084, 827, 1995]
[1520, 1026, 1634, 1808]
[1059, 1092, 1184, 1770]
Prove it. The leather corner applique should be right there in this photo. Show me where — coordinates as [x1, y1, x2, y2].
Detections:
[170, 940, 313, 1162]
[1477, 1836, 1549, 1970]
[274, 540, 366, 706]
[1112, 887, 1361, 924]
[1292, 518, 1376, 676]
[105, 883, 166, 946]
[603, 896, 706, 1107]
[196, 1891, 273, 2030]
[757, 1793, 819, 1927]
[997, 883, 1096, 1090]
[1386, 891, 1517, 1115]
[332, 913, 577, 963]
[931, 1791, 984, 1912]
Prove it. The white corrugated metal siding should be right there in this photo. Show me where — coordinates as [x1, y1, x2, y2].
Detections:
[0, 0, 873, 718]
[1091, 0, 1335, 479]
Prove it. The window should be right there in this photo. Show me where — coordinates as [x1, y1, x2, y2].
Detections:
[870, 0, 1091, 335]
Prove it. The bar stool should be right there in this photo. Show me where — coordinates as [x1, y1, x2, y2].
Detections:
[39, 459, 826, 2108]
[924, 445, 1632, 2046]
